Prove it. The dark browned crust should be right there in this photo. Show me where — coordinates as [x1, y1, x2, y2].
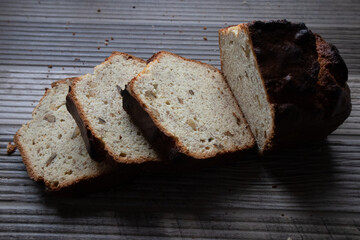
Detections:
[248, 20, 320, 105]
[243, 20, 351, 152]
[66, 52, 160, 164]
[123, 51, 255, 161]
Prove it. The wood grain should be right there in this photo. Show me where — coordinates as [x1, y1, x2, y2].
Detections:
[0, 0, 359, 239]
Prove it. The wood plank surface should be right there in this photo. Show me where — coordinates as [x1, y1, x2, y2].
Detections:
[0, 0, 359, 239]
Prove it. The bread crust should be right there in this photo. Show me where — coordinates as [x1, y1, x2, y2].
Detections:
[267, 33, 351, 151]
[124, 51, 255, 160]
[66, 52, 159, 164]
[220, 20, 351, 153]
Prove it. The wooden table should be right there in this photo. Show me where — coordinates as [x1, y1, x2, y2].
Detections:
[0, 0, 359, 239]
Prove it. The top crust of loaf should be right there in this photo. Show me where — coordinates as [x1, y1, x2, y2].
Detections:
[219, 20, 351, 152]
[246, 20, 320, 105]
[126, 51, 255, 160]
[67, 52, 160, 164]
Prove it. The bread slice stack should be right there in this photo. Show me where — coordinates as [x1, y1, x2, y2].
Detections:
[15, 20, 351, 191]
[15, 52, 160, 191]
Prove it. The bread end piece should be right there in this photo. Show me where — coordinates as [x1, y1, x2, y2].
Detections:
[219, 20, 351, 154]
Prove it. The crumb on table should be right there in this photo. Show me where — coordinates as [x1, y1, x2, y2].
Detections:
[7, 142, 16, 155]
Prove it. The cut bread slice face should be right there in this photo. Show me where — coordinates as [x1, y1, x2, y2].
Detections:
[122, 51, 255, 161]
[67, 52, 160, 164]
[219, 20, 351, 153]
[15, 78, 113, 191]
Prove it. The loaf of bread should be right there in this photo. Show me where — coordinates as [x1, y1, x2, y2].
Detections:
[14, 78, 113, 190]
[122, 51, 255, 161]
[219, 20, 351, 153]
[66, 52, 160, 163]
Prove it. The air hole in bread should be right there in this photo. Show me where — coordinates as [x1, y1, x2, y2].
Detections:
[120, 152, 126, 157]
[166, 100, 170, 105]
[255, 95, 261, 108]
[58, 134, 62, 139]
[43, 114, 56, 123]
[241, 44, 251, 59]
[208, 137, 214, 142]
[86, 90, 96, 98]
[232, 112, 242, 126]
[98, 118, 106, 124]
[46, 153, 57, 167]
[224, 131, 234, 137]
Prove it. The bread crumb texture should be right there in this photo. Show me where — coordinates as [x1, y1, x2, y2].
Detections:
[7, 142, 16, 155]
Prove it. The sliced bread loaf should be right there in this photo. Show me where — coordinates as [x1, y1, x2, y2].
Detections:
[122, 51, 255, 161]
[67, 52, 160, 163]
[14, 78, 113, 190]
[219, 20, 351, 153]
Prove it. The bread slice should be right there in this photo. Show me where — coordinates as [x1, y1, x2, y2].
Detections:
[14, 78, 113, 190]
[122, 51, 255, 161]
[67, 52, 160, 163]
[219, 20, 351, 153]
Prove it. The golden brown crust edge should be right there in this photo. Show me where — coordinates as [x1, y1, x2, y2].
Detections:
[66, 52, 159, 164]
[127, 51, 255, 160]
